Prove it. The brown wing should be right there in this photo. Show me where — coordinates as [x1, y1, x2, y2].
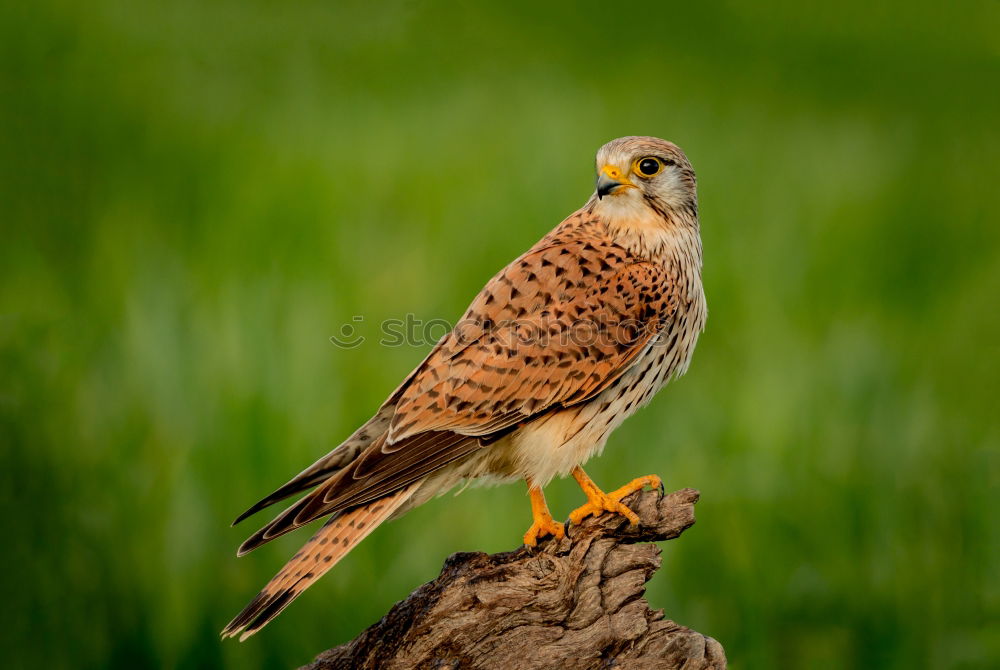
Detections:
[231, 336, 451, 526]
[231, 404, 395, 525]
[386, 239, 678, 443]
[236, 430, 478, 554]
[237, 239, 677, 554]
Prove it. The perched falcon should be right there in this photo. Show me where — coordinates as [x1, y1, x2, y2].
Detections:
[222, 136, 707, 640]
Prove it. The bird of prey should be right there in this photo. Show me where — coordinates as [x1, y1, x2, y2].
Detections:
[222, 135, 707, 640]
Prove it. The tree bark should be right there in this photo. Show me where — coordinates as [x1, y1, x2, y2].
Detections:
[302, 487, 726, 670]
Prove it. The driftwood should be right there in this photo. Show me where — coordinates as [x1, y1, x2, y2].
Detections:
[302, 488, 726, 670]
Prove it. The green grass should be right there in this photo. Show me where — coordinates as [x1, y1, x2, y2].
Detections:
[2, 1, 998, 668]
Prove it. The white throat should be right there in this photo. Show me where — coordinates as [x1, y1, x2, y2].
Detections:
[592, 193, 675, 260]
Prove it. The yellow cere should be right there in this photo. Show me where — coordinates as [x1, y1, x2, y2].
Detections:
[600, 164, 633, 185]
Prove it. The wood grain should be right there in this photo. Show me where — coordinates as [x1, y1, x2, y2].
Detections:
[301, 488, 726, 670]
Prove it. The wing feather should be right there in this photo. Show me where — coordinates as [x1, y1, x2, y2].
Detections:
[386, 240, 677, 443]
[236, 431, 478, 555]
[235, 231, 678, 555]
[231, 404, 396, 525]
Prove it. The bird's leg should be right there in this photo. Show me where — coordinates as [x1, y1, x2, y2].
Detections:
[522, 480, 565, 547]
[567, 466, 662, 526]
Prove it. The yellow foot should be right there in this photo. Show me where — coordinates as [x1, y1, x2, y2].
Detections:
[523, 481, 566, 547]
[568, 467, 662, 526]
[523, 515, 565, 547]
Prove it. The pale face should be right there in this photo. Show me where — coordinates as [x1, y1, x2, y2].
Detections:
[591, 136, 697, 221]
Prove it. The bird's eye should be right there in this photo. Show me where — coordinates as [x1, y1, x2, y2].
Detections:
[635, 157, 663, 177]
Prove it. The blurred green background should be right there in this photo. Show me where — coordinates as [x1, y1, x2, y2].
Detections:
[2, 1, 998, 668]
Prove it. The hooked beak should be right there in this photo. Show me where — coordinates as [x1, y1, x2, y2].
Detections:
[596, 165, 633, 199]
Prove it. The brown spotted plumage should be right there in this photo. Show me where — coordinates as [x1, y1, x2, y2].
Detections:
[224, 484, 416, 641]
[222, 136, 707, 639]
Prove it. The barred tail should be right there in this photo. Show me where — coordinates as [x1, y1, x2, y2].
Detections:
[221, 482, 419, 641]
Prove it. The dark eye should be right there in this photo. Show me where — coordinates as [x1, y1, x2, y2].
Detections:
[636, 157, 662, 177]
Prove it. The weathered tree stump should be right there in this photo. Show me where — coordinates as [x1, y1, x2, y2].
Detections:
[302, 488, 725, 670]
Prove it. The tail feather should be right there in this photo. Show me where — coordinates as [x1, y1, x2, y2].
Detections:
[221, 482, 420, 641]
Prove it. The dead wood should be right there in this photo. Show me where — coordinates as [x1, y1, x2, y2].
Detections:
[301, 487, 726, 670]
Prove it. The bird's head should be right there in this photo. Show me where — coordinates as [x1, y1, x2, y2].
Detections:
[591, 136, 697, 225]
